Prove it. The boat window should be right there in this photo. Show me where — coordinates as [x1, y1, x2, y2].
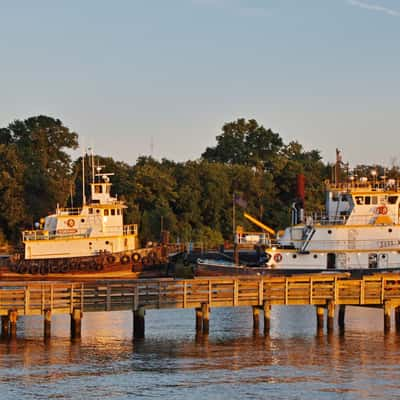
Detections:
[371, 196, 378, 205]
[96, 209, 100, 214]
[355, 196, 364, 205]
[364, 196, 371, 205]
[117, 209, 121, 215]
[341, 194, 350, 202]
[89, 208, 93, 214]
[111, 209, 115, 216]
[332, 194, 339, 202]
[105, 186, 111, 194]
[94, 185, 103, 193]
[104, 209, 109, 216]
[388, 196, 398, 204]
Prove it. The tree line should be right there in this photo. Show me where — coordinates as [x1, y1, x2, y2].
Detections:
[0, 115, 393, 247]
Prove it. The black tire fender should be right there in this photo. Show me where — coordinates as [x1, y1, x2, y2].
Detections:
[29, 264, 40, 275]
[120, 255, 130, 264]
[95, 262, 103, 271]
[131, 252, 141, 263]
[61, 264, 70, 273]
[41, 264, 51, 275]
[18, 264, 29, 274]
[106, 255, 116, 264]
[141, 256, 150, 265]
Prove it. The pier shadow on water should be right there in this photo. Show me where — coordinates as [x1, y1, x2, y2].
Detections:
[1, 306, 400, 400]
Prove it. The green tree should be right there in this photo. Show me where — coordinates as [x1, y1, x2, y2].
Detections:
[202, 118, 283, 170]
[0, 116, 78, 221]
[131, 157, 178, 242]
[0, 143, 27, 241]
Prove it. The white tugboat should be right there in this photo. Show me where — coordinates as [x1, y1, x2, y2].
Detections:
[7, 161, 177, 275]
[22, 170, 139, 261]
[265, 151, 400, 273]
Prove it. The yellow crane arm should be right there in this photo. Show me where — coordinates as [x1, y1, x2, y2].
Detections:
[243, 212, 276, 236]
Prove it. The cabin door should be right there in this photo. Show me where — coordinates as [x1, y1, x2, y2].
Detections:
[327, 253, 336, 269]
[368, 253, 377, 269]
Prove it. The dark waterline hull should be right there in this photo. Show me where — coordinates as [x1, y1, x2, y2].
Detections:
[194, 262, 400, 278]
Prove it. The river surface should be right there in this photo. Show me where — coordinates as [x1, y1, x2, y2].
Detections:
[1, 306, 400, 399]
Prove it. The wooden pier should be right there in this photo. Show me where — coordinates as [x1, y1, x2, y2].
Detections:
[2, 273, 400, 339]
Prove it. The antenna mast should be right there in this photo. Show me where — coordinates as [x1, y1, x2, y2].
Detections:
[82, 149, 86, 206]
[90, 147, 95, 184]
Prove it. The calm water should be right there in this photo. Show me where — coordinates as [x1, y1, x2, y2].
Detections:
[1, 306, 400, 399]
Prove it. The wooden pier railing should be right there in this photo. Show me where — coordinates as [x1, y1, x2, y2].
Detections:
[2, 273, 400, 339]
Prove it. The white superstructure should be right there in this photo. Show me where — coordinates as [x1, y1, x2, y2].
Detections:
[265, 171, 400, 271]
[22, 171, 139, 259]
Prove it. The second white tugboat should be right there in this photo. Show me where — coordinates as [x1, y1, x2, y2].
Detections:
[265, 150, 400, 273]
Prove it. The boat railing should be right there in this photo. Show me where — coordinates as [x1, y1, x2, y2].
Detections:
[304, 213, 389, 226]
[236, 231, 270, 246]
[23, 224, 138, 241]
[123, 224, 138, 235]
[326, 179, 400, 193]
[23, 229, 88, 241]
[304, 212, 348, 225]
[56, 207, 82, 216]
[275, 238, 400, 251]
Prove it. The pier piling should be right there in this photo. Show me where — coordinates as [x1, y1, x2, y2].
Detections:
[1, 315, 9, 338]
[44, 309, 52, 339]
[316, 306, 324, 332]
[327, 301, 335, 333]
[384, 301, 392, 334]
[252, 306, 260, 331]
[133, 306, 145, 339]
[201, 303, 209, 334]
[8, 310, 18, 339]
[395, 306, 400, 332]
[70, 308, 83, 339]
[263, 302, 271, 335]
[338, 305, 346, 330]
[195, 308, 202, 333]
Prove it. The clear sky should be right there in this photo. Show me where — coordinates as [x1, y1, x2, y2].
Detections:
[1, 0, 399, 167]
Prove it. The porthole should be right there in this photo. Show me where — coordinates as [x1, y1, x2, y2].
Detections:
[81, 218, 85, 223]
[328, 230, 332, 234]
[313, 254, 318, 259]
[105, 241, 110, 245]
[382, 254, 386, 259]
[89, 242, 92, 246]
[389, 228, 393, 233]
[292, 254, 297, 259]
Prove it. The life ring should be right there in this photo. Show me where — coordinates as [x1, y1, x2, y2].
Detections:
[67, 219, 75, 227]
[61, 264, 70, 273]
[18, 264, 29, 274]
[29, 264, 40, 275]
[274, 253, 283, 263]
[131, 252, 141, 263]
[40, 264, 51, 275]
[9, 262, 18, 273]
[51, 264, 61, 273]
[94, 262, 103, 271]
[120, 255, 130, 264]
[106, 255, 116, 264]
[141, 256, 151, 265]
[379, 206, 388, 215]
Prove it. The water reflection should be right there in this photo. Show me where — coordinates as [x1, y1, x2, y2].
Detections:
[1, 306, 400, 399]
